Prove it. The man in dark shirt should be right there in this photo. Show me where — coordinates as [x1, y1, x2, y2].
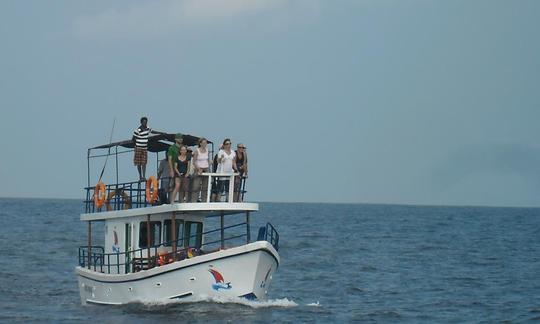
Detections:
[132, 117, 165, 181]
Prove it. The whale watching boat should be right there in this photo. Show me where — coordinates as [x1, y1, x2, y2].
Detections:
[76, 133, 280, 305]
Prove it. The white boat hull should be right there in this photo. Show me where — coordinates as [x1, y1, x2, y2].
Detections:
[76, 241, 279, 305]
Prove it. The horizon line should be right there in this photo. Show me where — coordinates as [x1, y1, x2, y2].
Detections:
[0, 195, 539, 210]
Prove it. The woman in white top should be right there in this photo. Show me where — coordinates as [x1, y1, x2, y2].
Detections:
[191, 138, 211, 202]
[216, 138, 237, 201]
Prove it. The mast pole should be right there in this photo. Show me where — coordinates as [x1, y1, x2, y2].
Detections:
[115, 145, 119, 186]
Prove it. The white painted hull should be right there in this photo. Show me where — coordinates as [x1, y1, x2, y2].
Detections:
[76, 241, 279, 305]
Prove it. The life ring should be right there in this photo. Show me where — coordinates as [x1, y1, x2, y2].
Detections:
[157, 252, 173, 266]
[146, 176, 159, 204]
[93, 182, 107, 208]
[105, 190, 132, 211]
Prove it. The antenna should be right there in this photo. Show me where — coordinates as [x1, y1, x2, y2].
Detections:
[98, 117, 116, 183]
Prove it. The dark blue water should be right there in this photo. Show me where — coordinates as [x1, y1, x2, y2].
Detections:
[1, 198, 540, 322]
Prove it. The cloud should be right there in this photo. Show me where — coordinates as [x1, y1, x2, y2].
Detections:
[73, 0, 317, 38]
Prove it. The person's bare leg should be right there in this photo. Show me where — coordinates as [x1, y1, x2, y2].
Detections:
[191, 176, 200, 202]
[142, 165, 146, 180]
[179, 178, 187, 202]
[186, 178, 191, 202]
[171, 178, 180, 203]
[137, 166, 142, 180]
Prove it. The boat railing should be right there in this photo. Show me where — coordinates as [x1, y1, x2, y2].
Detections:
[257, 223, 280, 251]
[78, 221, 248, 274]
[84, 172, 248, 213]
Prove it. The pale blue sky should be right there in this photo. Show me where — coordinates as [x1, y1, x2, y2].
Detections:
[1, 0, 539, 207]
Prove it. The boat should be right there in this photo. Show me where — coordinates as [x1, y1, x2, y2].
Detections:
[76, 133, 280, 305]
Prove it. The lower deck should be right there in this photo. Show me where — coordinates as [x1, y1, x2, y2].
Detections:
[77, 241, 280, 304]
[78, 206, 279, 276]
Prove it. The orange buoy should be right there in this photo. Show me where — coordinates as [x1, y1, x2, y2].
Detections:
[94, 182, 107, 208]
[146, 176, 159, 204]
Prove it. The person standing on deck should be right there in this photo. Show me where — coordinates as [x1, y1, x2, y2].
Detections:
[132, 117, 166, 181]
[157, 156, 172, 204]
[173, 145, 192, 203]
[191, 138, 211, 202]
[167, 134, 183, 202]
[216, 138, 237, 201]
[233, 143, 248, 202]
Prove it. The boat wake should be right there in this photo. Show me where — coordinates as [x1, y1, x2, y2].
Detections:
[136, 295, 299, 309]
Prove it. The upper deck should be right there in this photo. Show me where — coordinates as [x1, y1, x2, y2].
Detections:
[84, 132, 251, 219]
[81, 201, 259, 221]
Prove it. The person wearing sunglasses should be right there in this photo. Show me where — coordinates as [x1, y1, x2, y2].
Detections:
[233, 143, 248, 202]
[215, 138, 237, 201]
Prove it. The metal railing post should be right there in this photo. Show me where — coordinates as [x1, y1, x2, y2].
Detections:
[241, 176, 247, 201]
[220, 212, 225, 249]
[206, 174, 212, 203]
[228, 174, 235, 202]
[87, 221, 92, 269]
[146, 214, 151, 268]
[246, 211, 250, 243]
[172, 212, 177, 261]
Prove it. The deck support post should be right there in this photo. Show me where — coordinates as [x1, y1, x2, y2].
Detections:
[172, 212, 177, 261]
[146, 214, 151, 268]
[206, 174, 212, 203]
[220, 212, 225, 249]
[87, 221, 92, 269]
[228, 174, 235, 202]
[246, 211, 251, 243]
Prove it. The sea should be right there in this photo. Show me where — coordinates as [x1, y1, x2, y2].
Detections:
[1, 198, 540, 323]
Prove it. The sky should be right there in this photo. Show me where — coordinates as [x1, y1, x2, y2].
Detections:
[1, 0, 539, 207]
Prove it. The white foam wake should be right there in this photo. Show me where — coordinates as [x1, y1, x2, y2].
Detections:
[203, 295, 299, 308]
[138, 295, 298, 308]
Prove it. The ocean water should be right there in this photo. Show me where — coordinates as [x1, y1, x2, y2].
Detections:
[1, 198, 540, 323]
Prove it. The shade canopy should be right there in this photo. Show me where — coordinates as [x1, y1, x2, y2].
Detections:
[90, 133, 210, 153]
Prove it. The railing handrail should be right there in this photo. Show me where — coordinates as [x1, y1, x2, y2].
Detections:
[257, 222, 279, 251]
[84, 173, 249, 213]
[79, 221, 248, 273]
[79, 221, 280, 274]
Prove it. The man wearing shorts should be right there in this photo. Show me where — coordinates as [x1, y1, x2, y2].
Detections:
[133, 117, 165, 181]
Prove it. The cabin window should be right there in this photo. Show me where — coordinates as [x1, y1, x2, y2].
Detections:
[163, 219, 184, 247]
[184, 221, 203, 248]
[139, 221, 162, 248]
